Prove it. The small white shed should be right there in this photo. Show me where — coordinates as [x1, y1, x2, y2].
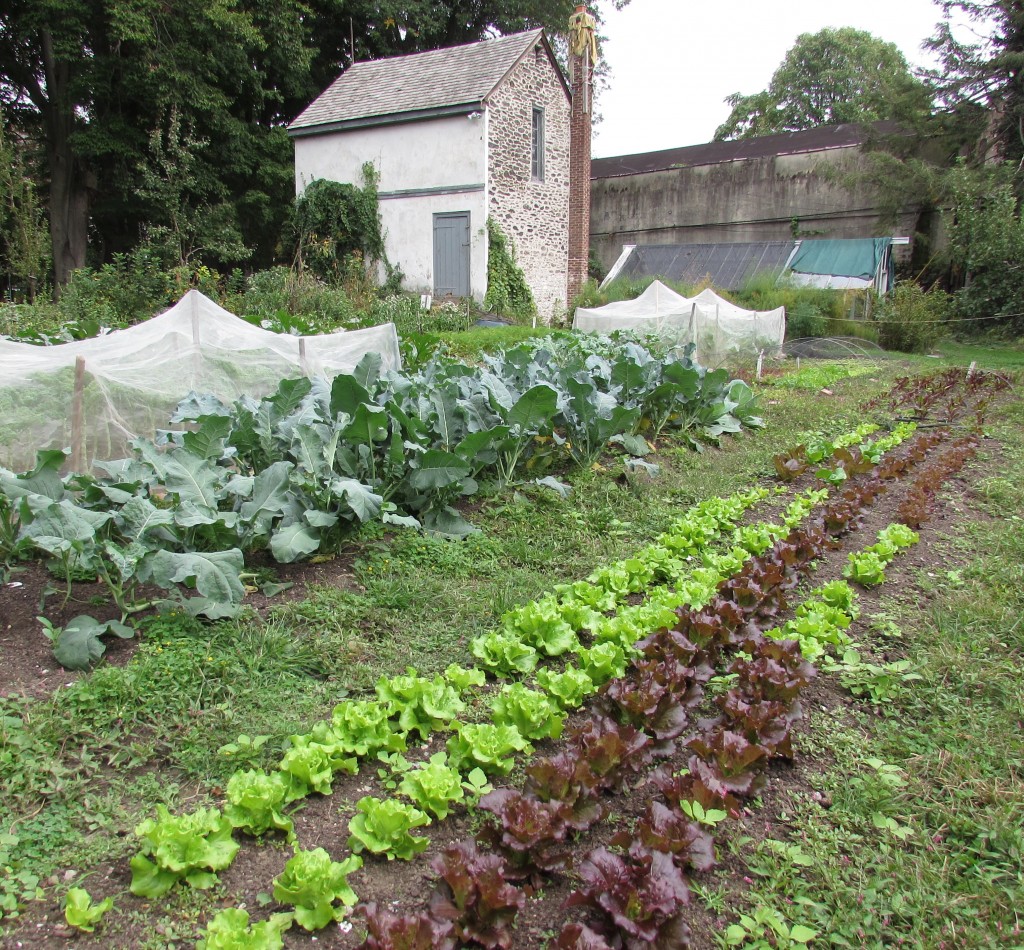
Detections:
[289, 31, 571, 319]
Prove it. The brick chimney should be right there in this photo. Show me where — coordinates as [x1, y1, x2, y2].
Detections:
[567, 4, 595, 306]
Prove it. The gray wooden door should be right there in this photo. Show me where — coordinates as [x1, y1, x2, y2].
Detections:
[433, 212, 470, 297]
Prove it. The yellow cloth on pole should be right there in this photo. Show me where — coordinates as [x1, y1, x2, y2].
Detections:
[569, 10, 598, 63]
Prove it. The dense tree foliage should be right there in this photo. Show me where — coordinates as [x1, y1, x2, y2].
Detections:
[714, 28, 933, 141]
[0, 0, 614, 294]
[925, 1, 1024, 169]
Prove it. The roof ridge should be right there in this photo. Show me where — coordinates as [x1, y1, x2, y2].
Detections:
[289, 28, 548, 134]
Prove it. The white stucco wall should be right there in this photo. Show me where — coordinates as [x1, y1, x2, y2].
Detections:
[378, 191, 488, 299]
[294, 115, 489, 300]
[293, 115, 486, 193]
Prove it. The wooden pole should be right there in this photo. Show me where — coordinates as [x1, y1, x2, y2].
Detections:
[70, 355, 86, 472]
[191, 292, 202, 387]
[299, 338, 309, 377]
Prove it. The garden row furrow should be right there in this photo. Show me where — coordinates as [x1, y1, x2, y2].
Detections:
[118, 419, 924, 946]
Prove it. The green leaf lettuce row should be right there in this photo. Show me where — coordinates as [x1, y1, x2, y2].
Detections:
[129, 805, 240, 898]
[272, 846, 362, 931]
[374, 669, 465, 739]
[330, 699, 407, 757]
[197, 908, 293, 949]
[445, 722, 531, 776]
[64, 887, 113, 932]
[500, 597, 579, 656]
[278, 733, 356, 802]
[535, 665, 595, 709]
[346, 796, 431, 861]
[490, 683, 565, 741]
[469, 632, 539, 677]
[397, 752, 466, 819]
[223, 769, 294, 841]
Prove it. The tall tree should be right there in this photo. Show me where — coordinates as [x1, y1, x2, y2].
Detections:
[925, 1, 1024, 170]
[0, 112, 50, 300]
[715, 27, 933, 140]
[0, 0, 316, 287]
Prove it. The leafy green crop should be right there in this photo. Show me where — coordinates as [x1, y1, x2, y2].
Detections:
[843, 549, 888, 587]
[374, 670, 464, 739]
[535, 666, 595, 709]
[278, 733, 354, 801]
[129, 805, 240, 898]
[223, 769, 294, 840]
[397, 752, 469, 819]
[42, 614, 134, 672]
[469, 632, 539, 677]
[443, 663, 486, 692]
[347, 796, 431, 861]
[330, 699, 407, 757]
[500, 598, 578, 656]
[63, 887, 113, 933]
[490, 683, 565, 741]
[446, 723, 531, 776]
[878, 523, 919, 549]
[576, 642, 629, 685]
[197, 908, 292, 949]
[272, 846, 362, 931]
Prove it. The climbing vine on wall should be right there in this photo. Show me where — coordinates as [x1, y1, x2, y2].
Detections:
[292, 164, 387, 284]
[483, 218, 536, 321]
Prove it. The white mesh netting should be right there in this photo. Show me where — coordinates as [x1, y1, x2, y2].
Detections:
[573, 281, 785, 365]
[0, 290, 402, 471]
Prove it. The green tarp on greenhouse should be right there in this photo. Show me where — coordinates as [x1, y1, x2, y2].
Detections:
[788, 238, 891, 281]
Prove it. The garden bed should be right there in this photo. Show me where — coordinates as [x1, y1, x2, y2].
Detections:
[1, 358, 1021, 948]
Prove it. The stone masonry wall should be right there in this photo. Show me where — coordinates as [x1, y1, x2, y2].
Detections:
[487, 45, 570, 322]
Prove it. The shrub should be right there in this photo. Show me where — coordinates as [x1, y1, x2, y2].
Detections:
[291, 168, 386, 284]
[224, 267, 357, 332]
[57, 244, 178, 328]
[785, 301, 828, 339]
[875, 283, 947, 354]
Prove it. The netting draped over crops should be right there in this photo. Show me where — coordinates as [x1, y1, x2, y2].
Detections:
[573, 281, 785, 366]
[0, 290, 402, 471]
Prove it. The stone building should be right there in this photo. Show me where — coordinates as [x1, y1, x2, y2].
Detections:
[289, 31, 572, 319]
[590, 123, 926, 274]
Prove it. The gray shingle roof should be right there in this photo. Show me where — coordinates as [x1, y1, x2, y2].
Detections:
[290, 30, 553, 135]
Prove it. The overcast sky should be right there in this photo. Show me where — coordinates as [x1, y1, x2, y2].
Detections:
[590, 0, 974, 158]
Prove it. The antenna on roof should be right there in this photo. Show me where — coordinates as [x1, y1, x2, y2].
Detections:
[350, 18, 356, 64]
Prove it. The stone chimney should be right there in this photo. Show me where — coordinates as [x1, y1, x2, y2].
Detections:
[567, 4, 595, 305]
